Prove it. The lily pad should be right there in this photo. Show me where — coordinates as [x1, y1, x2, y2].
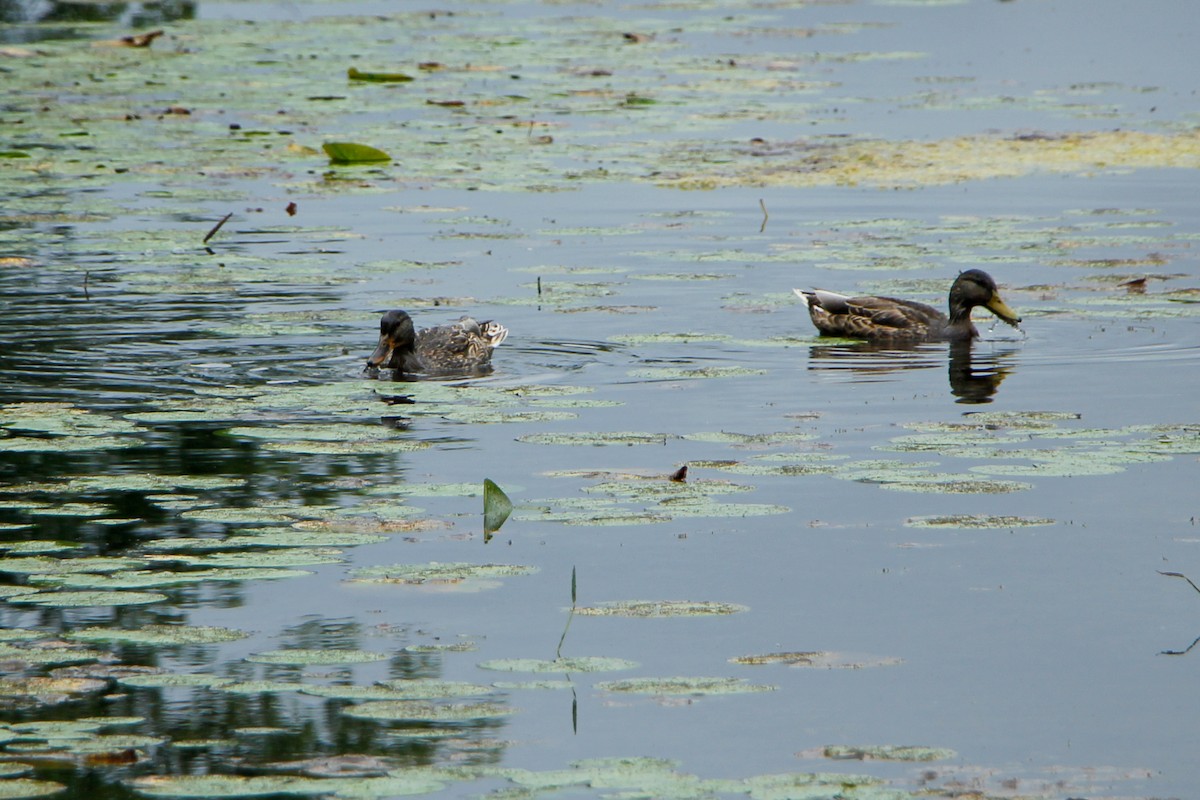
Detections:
[575, 600, 748, 618]
[595, 677, 776, 695]
[66, 625, 249, 647]
[303, 681, 493, 701]
[904, 515, 1055, 529]
[0, 779, 66, 798]
[348, 562, 537, 588]
[478, 657, 638, 673]
[118, 674, 235, 690]
[322, 141, 392, 163]
[731, 651, 904, 669]
[128, 775, 342, 798]
[8, 591, 166, 607]
[0, 556, 146, 576]
[627, 366, 768, 380]
[245, 649, 388, 666]
[821, 744, 957, 762]
[342, 700, 513, 722]
[517, 431, 674, 446]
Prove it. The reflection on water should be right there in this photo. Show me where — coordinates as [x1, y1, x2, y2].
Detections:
[947, 342, 1014, 404]
[0, 0, 192, 32]
[806, 340, 1017, 404]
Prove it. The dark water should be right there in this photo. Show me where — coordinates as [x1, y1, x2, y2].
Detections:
[3, 1, 1200, 798]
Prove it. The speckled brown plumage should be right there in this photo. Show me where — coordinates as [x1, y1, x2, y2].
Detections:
[794, 269, 1021, 342]
[366, 310, 508, 376]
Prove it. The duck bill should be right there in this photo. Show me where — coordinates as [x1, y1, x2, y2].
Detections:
[366, 336, 394, 368]
[985, 294, 1022, 327]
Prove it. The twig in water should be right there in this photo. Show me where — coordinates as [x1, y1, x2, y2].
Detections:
[1161, 635, 1200, 657]
[1160, 570, 1200, 596]
[759, 198, 769, 233]
[83, 271, 90, 300]
[203, 212, 233, 245]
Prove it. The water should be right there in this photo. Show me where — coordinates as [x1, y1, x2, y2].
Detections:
[2, 1, 1200, 798]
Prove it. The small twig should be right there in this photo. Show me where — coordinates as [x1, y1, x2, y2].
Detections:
[759, 198, 768, 233]
[83, 271, 90, 300]
[1161, 635, 1200, 657]
[1159, 570, 1200, 596]
[537, 275, 542, 297]
[203, 212, 233, 245]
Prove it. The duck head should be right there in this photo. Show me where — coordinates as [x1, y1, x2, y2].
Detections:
[366, 310, 417, 370]
[950, 269, 1022, 327]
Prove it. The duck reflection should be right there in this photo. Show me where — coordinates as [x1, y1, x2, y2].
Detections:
[806, 340, 1016, 404]
[0, 0, 192, 28]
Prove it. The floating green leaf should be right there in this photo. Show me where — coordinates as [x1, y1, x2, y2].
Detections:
[303, 680, 492, 700]
[0, 643, 105, 667]
[575, 600, 748, 618]
[0, 677, 108, 705]
[483, 478, 513, 534]
[9, 591, 166, 608]
[517, 431, 672, 446]
[595, 677, 775, 695]
[66, 625, 249, 647]
[627, 366, 768, 380]
[347, 67, 414, 83]
[342, 700, 512, 722]
[731, 651, 904, 669]
[478, 657, 637, 673]
[118, 674, 235, 690]
[904, 515, 1055, 529]
[348, 562, 537, 589]
[322, 141, 392, 163]
[245, 649, 388, 666]
[822, 744, 957, 761]
[0, 556, 146, 576]
[128, 775, 341, 798]
[0, 778, 66, 798]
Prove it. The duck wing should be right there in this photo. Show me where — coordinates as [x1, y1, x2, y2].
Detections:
[414, 317, 506, 373]
[796, 289, 945, 340]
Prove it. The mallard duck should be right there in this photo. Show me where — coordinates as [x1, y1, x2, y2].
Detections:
[366, 310, 508, 375]
[793, 269, 1021, 342]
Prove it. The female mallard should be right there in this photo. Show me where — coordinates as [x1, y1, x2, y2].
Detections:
[793, 269, 1021, 342]
[366, 310, 508, 375]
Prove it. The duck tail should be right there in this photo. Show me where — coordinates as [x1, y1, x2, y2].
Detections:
[480, 321, 508, 347]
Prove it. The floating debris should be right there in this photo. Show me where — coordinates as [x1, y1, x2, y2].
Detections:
[576, 600, 748, 618]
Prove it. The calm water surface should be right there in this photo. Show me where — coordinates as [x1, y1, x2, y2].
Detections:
[2, 1, 1199, 798]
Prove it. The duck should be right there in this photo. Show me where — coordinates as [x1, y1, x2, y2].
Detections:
[793, 269, 1021, 342]
[366, 310, 508, 375]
